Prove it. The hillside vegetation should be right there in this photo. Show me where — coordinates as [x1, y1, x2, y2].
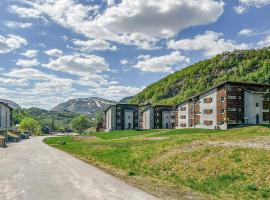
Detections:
[130, 48, 270, 105]
[45, 126, 270, 200]
[13, 108, 81, 131]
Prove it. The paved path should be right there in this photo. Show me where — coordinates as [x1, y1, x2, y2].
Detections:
[0, 137, 158, 200]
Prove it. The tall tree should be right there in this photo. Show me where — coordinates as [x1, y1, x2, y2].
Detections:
[72, 115, 89, 134]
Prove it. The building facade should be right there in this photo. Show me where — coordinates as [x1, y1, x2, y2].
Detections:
[104, 104, 139, 132]
[0, 102, 13, 147]
[176, 81, 270, 130]
[141, 105, 176, 129]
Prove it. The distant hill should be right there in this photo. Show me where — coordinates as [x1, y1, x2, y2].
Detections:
[0, 99, 21, 109]
[13, 107, 81, 131]
[51, 97, 116, 119]
[130, 48, 270, 105]
[118, 96, 133, 104]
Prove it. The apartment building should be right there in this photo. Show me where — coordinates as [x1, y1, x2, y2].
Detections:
[176, 81, 270, 130]
[0, 102, 14, 147]
[141, 105, 176, 129]
[104, 104, 139, 132]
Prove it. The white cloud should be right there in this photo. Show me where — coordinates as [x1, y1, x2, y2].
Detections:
[34, 79, 74, 94]
[120, 59, 129, 65]
[16, 59, 40, 68]
[234, 0, 270, 14]
[91, 85, 142, 100]
[238, 29, 253, 36]
[21, 49, 39, 58]
[258, 35, 270, 47]
[5, 21, 32, 28]
[0, 78, 30, 86]
[43, 54, 109, 77]
[0, 34, 27, 54]
[134, 51, 188, 73]
[9, 0, 224, 49]
[45, 49, 63, 57]
[72, 39, 117, 51]
[9, 4, 42, 18]
[5, 68, 54, 81]
[168, 31, 249, 57]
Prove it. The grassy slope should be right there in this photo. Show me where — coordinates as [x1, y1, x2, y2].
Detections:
[45, 126, 270, 200]
[130, 48, 270, 105]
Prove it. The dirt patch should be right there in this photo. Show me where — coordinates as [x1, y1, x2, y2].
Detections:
[74, 136, 98, 141]
[208, 136, 270, 150]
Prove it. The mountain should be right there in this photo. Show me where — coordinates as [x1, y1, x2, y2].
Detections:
[0, 99, 21, 109]
[130, 48, 270, 105]
[118, 96, 133, 104]
[51, 97, 116, 118]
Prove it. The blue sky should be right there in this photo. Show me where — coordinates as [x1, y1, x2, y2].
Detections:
[0, 0, 270, 109]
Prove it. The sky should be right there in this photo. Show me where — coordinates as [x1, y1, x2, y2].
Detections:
[0, 0, 270, 109]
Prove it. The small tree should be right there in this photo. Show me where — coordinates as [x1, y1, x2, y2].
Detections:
[20, 118, 41, 135]
[72, 115, 89, 134]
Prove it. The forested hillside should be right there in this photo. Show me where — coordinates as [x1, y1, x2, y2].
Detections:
[13, 108, 81, 131]
[130, 48, 270, 105]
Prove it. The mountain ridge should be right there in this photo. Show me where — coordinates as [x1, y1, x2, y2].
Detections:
[51, 97, 117, 118]
[130, 48, 270, 106]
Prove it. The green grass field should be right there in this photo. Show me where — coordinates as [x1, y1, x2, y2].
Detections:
[44, 126, 270, 200]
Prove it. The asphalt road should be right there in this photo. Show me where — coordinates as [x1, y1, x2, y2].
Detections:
[0, 137, 158, 200]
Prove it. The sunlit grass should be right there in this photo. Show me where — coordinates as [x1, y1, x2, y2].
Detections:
[44, 126, 270, 199]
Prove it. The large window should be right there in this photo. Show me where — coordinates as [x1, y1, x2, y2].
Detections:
[204, 97, 213, 103]
[203, 109, 213, 115]
[204, 120, 213, 126]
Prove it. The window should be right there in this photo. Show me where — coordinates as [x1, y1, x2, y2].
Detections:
[180, 107, 186, 111]
[228, 108, 237, 112]
[204, 97, 213, 103]
[228, 86, 232, 91]
[263, 112, 269, 121]
[128, 116, 131, 119]
[180, 115, 186, 119]
[181, 123, 186, 127]
[263, 101, 269, 110]
[221, 109, 225, 114]
[221, 96, 225, 103]
[128, 123, 131, 129]
[228, 96, 237, 100]
[203, 109, 213, 115]
[204, 120, 213, 126]
[256, 102, 259, 107]
[228, 120, 237, 124]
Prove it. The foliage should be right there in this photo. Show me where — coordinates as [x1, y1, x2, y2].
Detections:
[130, 48, 270, 105]
[45, 126, 270, 200]
[19, 117, 41, 135]
[72, 115, 90, 134]
[14, 108, 82, 132]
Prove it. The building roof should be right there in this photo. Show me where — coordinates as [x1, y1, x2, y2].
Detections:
[0, 102, 13, 110]
[176, 81, 270, 107]
[141, 105, 174, 113]
[104, 103, 138, 112]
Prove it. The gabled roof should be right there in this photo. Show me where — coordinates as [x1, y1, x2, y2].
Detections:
[104, 104, 138, 112]
[141, 105, 174, 113]
[0, 102, 13, 110]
